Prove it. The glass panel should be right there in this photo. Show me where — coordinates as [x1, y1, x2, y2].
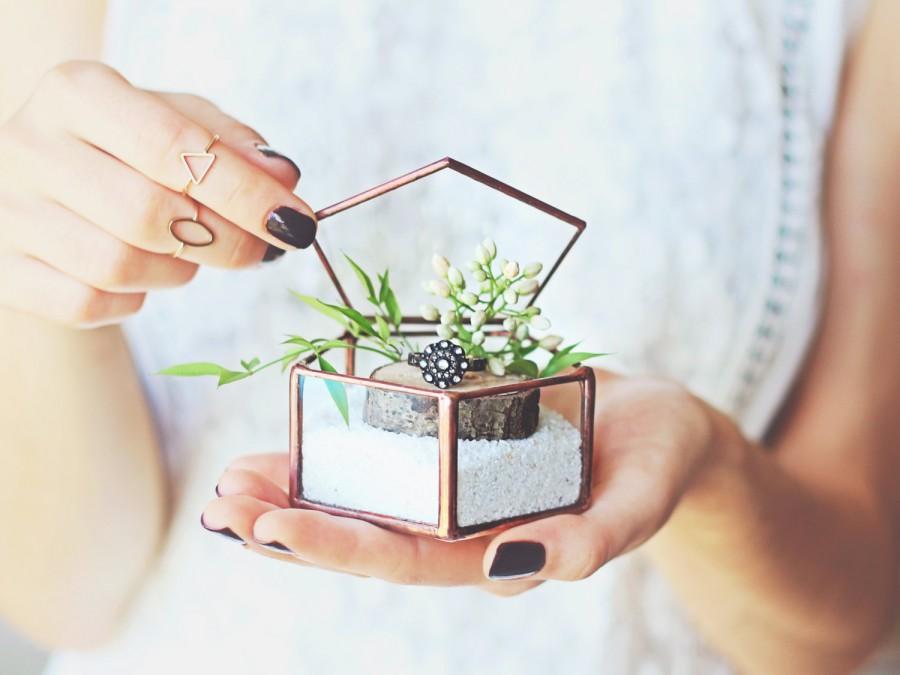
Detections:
[455, 379, 586, 528]
[299, 375, 440, 526]
[314, 167, 577, 313]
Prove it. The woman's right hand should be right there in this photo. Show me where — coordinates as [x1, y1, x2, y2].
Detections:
[0, 60, 316, 328]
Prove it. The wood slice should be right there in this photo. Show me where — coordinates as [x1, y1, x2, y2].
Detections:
[363, 362, 540, 441]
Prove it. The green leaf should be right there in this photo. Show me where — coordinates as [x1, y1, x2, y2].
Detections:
[157, 362, 233, 377]
[375, 314, 391, 342]
[540, 351, 608, 378]
[289, 291, 352, 329]
[377, 270, 391, 304]
[240, 357, 260, 372]
[282, 336, 319, 351]
[314, 339, 399, 361]
[317, 354, 349, 426]
[290, 292, 379, 339]
[384, 287, 402, 327]
[506, 359, 539, 378]
[157, 362, 250, 386]
[217, 370, 252, 386]
[343, 253, 377, 304]
[279, 350, 307, 373]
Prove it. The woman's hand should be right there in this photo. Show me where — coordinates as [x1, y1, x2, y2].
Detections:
[0, 60, 316, 328]
[202, 369, 734, 596]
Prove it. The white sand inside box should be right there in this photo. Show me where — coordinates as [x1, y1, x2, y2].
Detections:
[299, 382, 583, 527]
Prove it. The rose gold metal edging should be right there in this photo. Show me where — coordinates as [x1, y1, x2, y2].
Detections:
[294, 499, 440, 537]
[451, 367, 590, 400]
[437, 396, 460, 539]
[315, 158, 451, 221]
[308, 157, 587, 312]
[312, 240, 353, 308]
[288, 365, 303, 506]
[579, 367, 596, 508]
[290, 362, 596, 540]
[294, 363, 447, 398]
[444, 158, 585, 229]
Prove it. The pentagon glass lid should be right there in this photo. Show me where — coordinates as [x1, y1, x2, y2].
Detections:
[309, 157, 586, 314]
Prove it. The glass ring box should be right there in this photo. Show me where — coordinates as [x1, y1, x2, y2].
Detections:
[289, 157, 595, 541]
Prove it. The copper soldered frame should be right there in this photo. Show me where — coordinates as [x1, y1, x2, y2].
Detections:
[288, 157, 593, 541]
[309, 156, 586, 310]
[289, 363, 595, 541]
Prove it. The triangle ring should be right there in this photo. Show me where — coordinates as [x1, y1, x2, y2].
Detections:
[180, 133, 219, 195]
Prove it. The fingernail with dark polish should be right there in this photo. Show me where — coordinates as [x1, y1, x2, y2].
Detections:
[200, 513, 243, 543]
[254, 143, 301, 179]
[262, 244, 286, 262]
[265, 207, 317, 249]
[488, 541, 546, 580]
[255, 539, 292, 554]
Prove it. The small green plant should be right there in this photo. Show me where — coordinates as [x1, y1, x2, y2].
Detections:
[159, 240, 605, 424]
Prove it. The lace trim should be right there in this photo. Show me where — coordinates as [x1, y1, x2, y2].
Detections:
[733, 0, 812, 414]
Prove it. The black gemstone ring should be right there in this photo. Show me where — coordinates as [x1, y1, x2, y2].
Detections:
[407, 340, 486, 389]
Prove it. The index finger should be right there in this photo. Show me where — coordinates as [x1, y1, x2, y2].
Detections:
[51, 62, 317, 251]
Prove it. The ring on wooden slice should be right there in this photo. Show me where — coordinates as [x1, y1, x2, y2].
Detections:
[363, 362, 540, 441]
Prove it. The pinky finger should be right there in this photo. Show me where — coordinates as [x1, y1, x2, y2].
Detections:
[0, 253, 145, 328]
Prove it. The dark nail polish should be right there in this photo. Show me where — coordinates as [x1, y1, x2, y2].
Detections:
[265, 207, 317, 249]
[200, 513, 243, 543]
[262, 244, 286, 262]
[254, 143, 301, 179]
[255, 539, 291, 554]
[488, 541, 546, 580]
[215, 483, 222, 496]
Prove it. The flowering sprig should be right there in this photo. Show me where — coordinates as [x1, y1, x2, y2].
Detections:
[159, 241, 605, 423]
[420, 239, 603, 378]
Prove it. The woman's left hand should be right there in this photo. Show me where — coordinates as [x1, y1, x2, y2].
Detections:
[200, 369, 732, 596]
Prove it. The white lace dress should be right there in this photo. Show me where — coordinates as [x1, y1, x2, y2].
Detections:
[45, 1, 900, 673]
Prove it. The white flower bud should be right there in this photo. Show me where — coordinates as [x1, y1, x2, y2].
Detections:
[475, 244, 490, 265]
[482, 238, 497, 258]
[472, 269, 487, 282]
[432, 254, 450, 277]
[539, 335, 564, 351]
[516, 279, 539, 295]
[447, 266, 464, 288]
[488, 357, 506, 376]
[480, 280, 492, 293]
[440, 309, 457, 325]
[526, 306, 542, 316]
[521, 338, 533, 348]
[428, 280, 451, 297]
[471, 330, 485, 346]
[502, 317, 517, 332]
[420, 304, 440, 321]
[502, 261, 520, 280]
[530, 315, 551, 330]
[468, 260, 482, 272]
[459, 291, 479, 305]
[437, 324, 454, 340]
[470, 310, 486, 330]
[515, 324, 529, 341]
[523, 262, 543, 278]
[503, 288, 519, 305]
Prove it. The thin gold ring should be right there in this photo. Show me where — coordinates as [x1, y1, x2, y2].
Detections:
[179, 133, 219, 195]
[168, 206, 215, 259]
